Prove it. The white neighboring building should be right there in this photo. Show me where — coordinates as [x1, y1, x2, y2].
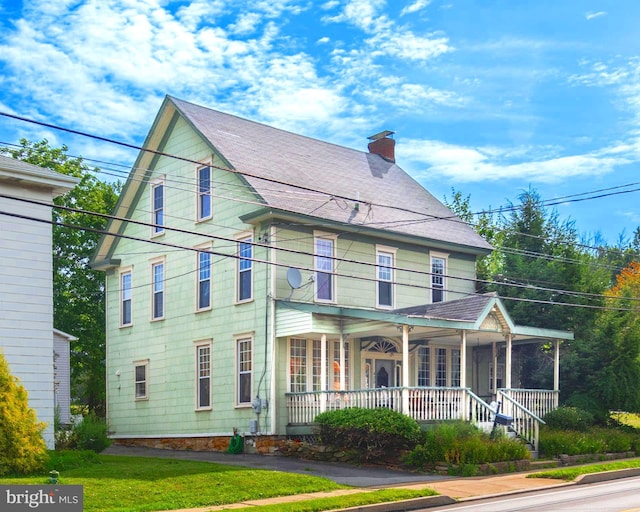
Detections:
[0, 155, 78, 448]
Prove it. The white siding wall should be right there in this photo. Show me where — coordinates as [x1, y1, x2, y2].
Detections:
[0, 183, 56, 448]
[53, 331, 72, 425]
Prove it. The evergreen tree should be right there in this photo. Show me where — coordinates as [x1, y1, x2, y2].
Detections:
[0, 353, 47, 475]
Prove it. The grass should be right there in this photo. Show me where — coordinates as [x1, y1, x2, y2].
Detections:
[230, 488, 439, 511]
[0, 454, 349, 512]
[528, 458, 640, 482]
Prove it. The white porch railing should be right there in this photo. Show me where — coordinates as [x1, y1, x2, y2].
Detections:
[499, 388, 558, 420]
[498, 389, 552, 452]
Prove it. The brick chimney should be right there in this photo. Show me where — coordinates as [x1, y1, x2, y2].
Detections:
[367, 130, 395, 163]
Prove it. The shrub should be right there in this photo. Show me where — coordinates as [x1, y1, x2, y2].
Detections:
[543, 406, 594, 431]
[539, 426, 638, 457]
[0, 352, 48, 475]
[314, 407, 421, 462]
[403, 421, 529, 470]
[73, 414, 111, 453]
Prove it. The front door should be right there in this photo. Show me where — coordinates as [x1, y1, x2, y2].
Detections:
[375, 359, 395, 388]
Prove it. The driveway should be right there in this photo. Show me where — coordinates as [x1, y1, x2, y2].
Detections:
[103, 445, 449, 487]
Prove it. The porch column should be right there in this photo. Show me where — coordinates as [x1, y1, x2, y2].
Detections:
[492, 342, 497, 394]
[402, 324, 410, 414]
[460, 330, 467, 388]
[505, 333, 512, 389]
[553, 339, 560, 407]
[320, 334, 327, 412]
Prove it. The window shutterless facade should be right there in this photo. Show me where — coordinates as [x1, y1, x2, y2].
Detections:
[376, 247, 395, 308]
[237, 235, 252, 302]
[120, 269, 132, 326]
[151, 259, 165, 320]
[197, 251, 211, 310]
[197, 165, 212, 221]
[134, 360, 148, 400]
[431, 255, 446, 303]
[288, 338, 350, 392]
[237, 337, 252, 405]
[151, 179, 165, 235]
[314, 235, 335, 302]
[417, 346, 460, 387]
[196, 342, 211, 409]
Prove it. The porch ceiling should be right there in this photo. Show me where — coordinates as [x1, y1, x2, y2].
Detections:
[275, 296, 573, 347]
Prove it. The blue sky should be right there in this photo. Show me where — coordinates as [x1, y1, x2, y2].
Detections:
[1, 0, 639, 245]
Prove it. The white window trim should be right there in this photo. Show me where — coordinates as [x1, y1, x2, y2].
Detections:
[235, 232, 254, 304]
[288, 337, 351, 392]
[134, 359, 149, 401]
[150, 176, 166, 238]
[376, 245, 396, 309]
[195, 340, 212, 411]
[196, 164, 213, 222]
[430, 251, 449, 304]
[150, 256, 166, 321]
[119, 266, 133, 327]
[235, 334, 253, 407]
[195, 243, 213, 312]
[313, 231, 337, 303]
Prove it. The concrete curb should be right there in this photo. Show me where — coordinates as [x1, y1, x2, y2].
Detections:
[576, 467, 640, 485]
[333, 495, 457, 512]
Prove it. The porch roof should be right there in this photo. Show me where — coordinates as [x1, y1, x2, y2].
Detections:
[275, 293, 573, 346]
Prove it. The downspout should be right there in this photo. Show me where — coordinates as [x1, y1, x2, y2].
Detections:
[268, 224, 277, 434]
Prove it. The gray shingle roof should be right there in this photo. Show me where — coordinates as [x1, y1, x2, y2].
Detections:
[171, 97, 492, 253]
[394, 292, 497, 322]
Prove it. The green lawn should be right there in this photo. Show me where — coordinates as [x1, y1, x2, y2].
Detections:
[0, 454, 435, 512]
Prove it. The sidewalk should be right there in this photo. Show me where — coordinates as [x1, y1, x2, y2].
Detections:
[104, 446, 640, 511]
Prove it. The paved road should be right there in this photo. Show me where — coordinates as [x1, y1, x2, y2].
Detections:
[103, 445, 449, 487]
[422, 476, 640, 511]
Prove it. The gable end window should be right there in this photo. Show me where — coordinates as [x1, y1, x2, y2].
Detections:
[151, 180, 165, 235]
[134, 360, 148, 400]
[237, 236, 253, 302]
[197, 165, 212, 221]
[120, 270, 132, 326]
[431, 255, 446, 303]
[376, 247, 395, 308]
[315, 235, 335, 302]
[197, 251, 212, 310]
[151, 259, 165, 320]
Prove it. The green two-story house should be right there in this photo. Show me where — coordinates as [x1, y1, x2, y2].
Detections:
[92, 96, 573, 454]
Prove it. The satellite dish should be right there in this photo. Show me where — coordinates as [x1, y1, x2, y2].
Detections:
[286, 268, 302, 289]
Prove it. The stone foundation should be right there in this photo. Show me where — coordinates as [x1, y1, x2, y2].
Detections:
[113, 435, 288, 455]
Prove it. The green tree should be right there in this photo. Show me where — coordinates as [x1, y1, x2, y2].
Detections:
[1, 140, 120, 415]
[0, 352, 47, 475]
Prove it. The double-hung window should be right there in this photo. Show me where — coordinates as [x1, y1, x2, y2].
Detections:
[237, 236, 252, 302]
[197, 165, 212, 221]
[196, 342, 211, 409]
[151, 258, 165, 320]
[120, 269, 132, 326]
[197, 251, 211, 310]
[417, 347, 430, 386]
[315, 235, 335, 302]
[134, 360, 148, 400]
[376, 247, 395, 308]
[431, 254, 446, 303]
[288, 338, 350, 392]
[237, 337, 252, 405]
[151, 179, 165, 235]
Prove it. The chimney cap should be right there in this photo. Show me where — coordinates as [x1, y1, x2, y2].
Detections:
[367, 130, 395, 141]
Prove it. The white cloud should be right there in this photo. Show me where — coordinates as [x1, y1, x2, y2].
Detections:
[317, 36, 330, 44]
[585, 11, 607, 20]
[400, 0, 431, 16]
[401, 139, 630, 183]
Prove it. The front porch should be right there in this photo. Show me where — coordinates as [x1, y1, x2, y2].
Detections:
[286, 387, 557, 452]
